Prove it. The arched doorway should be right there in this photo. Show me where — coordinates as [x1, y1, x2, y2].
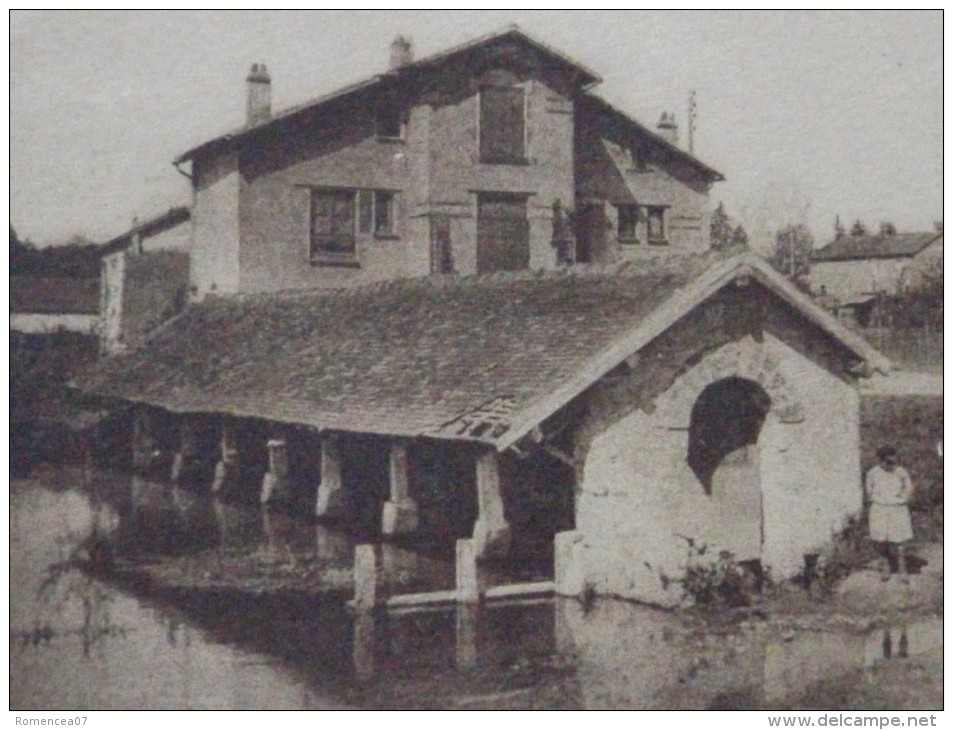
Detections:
[687, 377, 771, 563]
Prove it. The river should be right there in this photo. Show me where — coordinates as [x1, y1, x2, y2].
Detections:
[9, 467, 942, 710]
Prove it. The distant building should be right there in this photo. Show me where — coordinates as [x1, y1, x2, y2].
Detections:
[10, 276, 101, 335]
[99, 208, 191, 354]
[809, 223, 942, 325]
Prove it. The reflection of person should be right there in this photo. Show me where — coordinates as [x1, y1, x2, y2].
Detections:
[865, 446, 914, 580]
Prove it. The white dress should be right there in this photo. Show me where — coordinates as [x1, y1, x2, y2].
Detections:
[865, 465, 914, 543]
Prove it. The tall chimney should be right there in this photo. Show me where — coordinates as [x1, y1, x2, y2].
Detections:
[390, 35, 413, 70]
[656, 111, 679, 146]
[246, 63, 272, 126]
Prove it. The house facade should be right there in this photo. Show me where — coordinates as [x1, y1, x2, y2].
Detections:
[176, 28, 723, 300]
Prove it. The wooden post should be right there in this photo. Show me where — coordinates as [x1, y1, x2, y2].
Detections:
[353, 544, 378, 610]
[315, 436, 344, 518]
[456, 538, 479, 603]
[471, 450, 511, 559]
[382, 440, 419, 535]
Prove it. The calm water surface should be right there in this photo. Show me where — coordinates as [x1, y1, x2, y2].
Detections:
[9, 468, 941, 710]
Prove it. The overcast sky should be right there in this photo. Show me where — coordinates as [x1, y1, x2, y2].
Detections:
[10, 10, 942, 249]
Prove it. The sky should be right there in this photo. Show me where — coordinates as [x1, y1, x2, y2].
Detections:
[10, 10, 943, 250]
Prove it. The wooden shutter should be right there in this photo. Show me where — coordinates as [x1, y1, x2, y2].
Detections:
[479, 87, 525, 164]
[476, 194, 530, 273]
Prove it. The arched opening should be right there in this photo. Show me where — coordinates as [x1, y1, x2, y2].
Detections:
[687, 377, 773, 575]
[687, 377, 771, 494]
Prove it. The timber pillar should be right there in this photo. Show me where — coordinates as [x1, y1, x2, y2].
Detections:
[260, 437, 289, 505]
[381, 440, 418, 535]
[211, 419, 239, 495]
[472, 449, 511, 560]
[315, 436, 345, 518]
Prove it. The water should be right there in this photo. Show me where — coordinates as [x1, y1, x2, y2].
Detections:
[9, 468, 941, 710]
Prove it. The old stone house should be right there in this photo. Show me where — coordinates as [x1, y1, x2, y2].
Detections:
[809, 223, 943, 325]
[75, 251, 888, 604]
[173, 27, 723, 301]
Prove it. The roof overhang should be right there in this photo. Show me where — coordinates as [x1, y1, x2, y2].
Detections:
[495, 253, 890, 451]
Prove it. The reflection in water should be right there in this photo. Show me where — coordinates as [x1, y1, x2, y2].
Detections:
[10, 472, 349, 710]
[10, 468, 942, 710]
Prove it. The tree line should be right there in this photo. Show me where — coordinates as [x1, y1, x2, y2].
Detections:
[10, 225, 104, 278]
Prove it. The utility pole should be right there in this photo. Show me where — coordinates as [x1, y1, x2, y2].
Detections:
[687, 90, 697, 154]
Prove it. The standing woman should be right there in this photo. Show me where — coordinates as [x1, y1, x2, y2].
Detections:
[865, 445, 915, 581]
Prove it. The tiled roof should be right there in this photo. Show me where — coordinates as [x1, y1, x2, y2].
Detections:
[10, 276, 100, 315]
[176, 26, 601, 163]
[811, 232, 941, 262]
[72, 251, 889, 449]
[101, 207, 190, 252]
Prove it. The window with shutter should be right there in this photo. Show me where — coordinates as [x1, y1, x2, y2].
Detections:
[311, 189, 357, 264]
[479, 86, 526, 164]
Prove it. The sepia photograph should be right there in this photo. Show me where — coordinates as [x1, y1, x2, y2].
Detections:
[9, 10, 943, 714]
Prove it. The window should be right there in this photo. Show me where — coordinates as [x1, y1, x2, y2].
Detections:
[376, 102, 403, 139]
[616, 205, 639, 243]
[311, 188, 399, 265]
[311, 189, 357, 264]
[479, 86, 526, 164]
[646, 207, 666, 243]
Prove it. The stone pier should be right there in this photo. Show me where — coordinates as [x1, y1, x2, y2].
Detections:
[131, 406, 158, 472]
[315, 436, 345, 518]
[471, 450, 511, 559]
[170, 416, 199, 483]
[260, 437, 289, 504]
[211, 419, 239, 495]
[381, 440, 419, 535]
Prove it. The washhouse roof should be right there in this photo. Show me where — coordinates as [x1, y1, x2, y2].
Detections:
[72, 252, 889, 450]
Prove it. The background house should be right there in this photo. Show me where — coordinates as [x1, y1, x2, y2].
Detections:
[809, 222, 943, 325]
[174, 27, 723, 300]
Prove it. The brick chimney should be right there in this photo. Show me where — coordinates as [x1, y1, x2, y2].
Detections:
[390, 35, 413, 70]
[656, 112, 678, 146]
[246, 63, 272, 126]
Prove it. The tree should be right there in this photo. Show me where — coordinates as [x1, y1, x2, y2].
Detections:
[729, 224, 749, 249]
[710, 202, 733, 251]
[769, 223, 814, 288]
[850, 219, 867, 237]
[834, 215, 846, 239]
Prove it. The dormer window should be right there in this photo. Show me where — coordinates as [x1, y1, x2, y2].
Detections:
[479, 85, 526, 164]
